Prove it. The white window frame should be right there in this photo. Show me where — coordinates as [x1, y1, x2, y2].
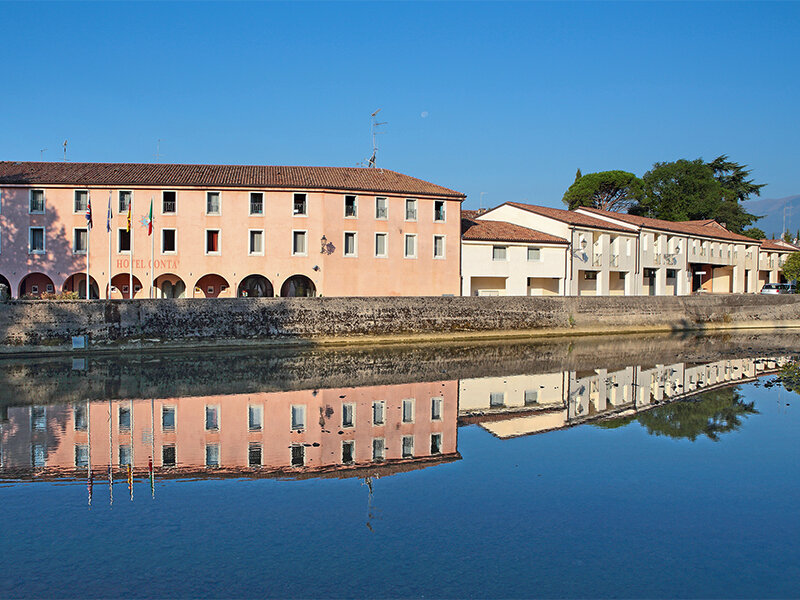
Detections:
[402, 398, 415, 423]
[342, 440, 356, 464]
[292, 230, 308, 256]
[161, 190, 177, 215]
[343, 231, 358, 257]
[72, 227, 88, 255]
[205, 191, 222, 216]
[249, 192, 264, 216]
[492, 245, 507, 261]
[433, 200, 446, 222]
[404, 234, 417, 259]
[375, 196, 388, 220]
[119, 190, 133, 214]
[248, 404, 263, 431]
[118, 228, 131, 255]
[344, 195, 358, 219]
[433, 235, 446, 259]
[293, 193, 308, 216]
[291, 404, 306, 431]
[160, 228, 177, 255]
[205, 404, 220, 431]
[73, 189, 89, 214]
[375, 232, 388, 258]
[29, 189, 45, 215]
[29, 227, 45, 254]
[342, 403, 356, 428]
[405, 198, 418, 221]
[161, 405, 176, 431]
[527, 247, 542, 262]
[431, 396, 443, 421]
[248, 229, 265, 256]
[205, 228, 221, 256]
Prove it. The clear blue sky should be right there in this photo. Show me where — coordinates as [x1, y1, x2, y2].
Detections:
[2, 1, 798, 210]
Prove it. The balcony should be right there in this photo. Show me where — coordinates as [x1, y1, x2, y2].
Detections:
[592, 254, 602, 267]
[162, 200, 176, 214]
[610, 254, 619, 267]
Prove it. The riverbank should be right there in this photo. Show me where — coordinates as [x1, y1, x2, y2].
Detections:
[1, 294, 800, 354]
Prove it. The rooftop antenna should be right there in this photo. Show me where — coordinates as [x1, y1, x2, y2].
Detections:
[479, 192, 487, 210]
[63, 140, 68, 162]
[40, 148, 47, 161]
[367, 109, 387, 168]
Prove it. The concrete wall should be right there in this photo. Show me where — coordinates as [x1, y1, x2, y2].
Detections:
[2, 295, 800, 351]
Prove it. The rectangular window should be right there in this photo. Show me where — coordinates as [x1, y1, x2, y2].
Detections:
[528, 247, 541, 261]
[402, 435, 414, 458]
[292, 231, 307, 255]
[375, 197, 388, 219]
[32, 443, 46, 467]
[119, 191, 132, 214]
[584, 271, 598, 280]
[162, 229, 177, 254]
[74, 190, 88, 213]
[433, 235, 445, 259]
[404, 234, 417, 258]
[74, 405, 88, 431]
[162, 445, 176, 467]
[118, 229, 131, 253]
[344, 195, 357, 218]
[29, 227, 45, 254]
[206, 229, 220, 254]
[524, 390, 538, 406]
[344, 232, 357, 257]
[249, 230, 264, 255]
[73, 228, 88, 254]
[249, 443, 262, 467]
[206, 192, 221, 215]
[30, 189, 45, 214]
[430, 433, 442, 455]
[431, 397, 443, 421]
[205, 443, 220, 467]
[493, 246, 507, 261]
[372, 401, 385, 425]
[293, 193, 307, 216]
[291, 405, 306, 430]
[119, 445, 132, 466]
[342, 440, 355, 464]
[375, 233, 388, 257]
[248, 405, 263, 431]
[291, 445, 305, 467]
[405, 198, 417, 221]
[372, 438, 385, 462]
[490, 392, 505, 407]
[249, 192, 264, 215]
[205, 405, 219, 431]
[119, 406, 132, 430]
[434, 200, 446, 222]
[162, 406, 176, 431]
[75, 444, 89, 468]
[162, 191, 176, 214]
[402, 399, 414, 423]
[342, 403, 355, 428]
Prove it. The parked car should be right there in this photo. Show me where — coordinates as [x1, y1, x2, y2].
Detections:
[760, 283, 797, 294]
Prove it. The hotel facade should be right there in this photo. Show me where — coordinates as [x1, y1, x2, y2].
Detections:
[0, 161, 465, 299]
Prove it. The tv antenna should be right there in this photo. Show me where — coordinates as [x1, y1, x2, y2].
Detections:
[40, 148, 47, 161]
[367, 109, 387, 168]
[63, 140, 68, 162]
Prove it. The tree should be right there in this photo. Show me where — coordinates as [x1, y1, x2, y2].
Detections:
[784, 230, 793, 243]
[780, 252, 800, 283]
[630, 156, 762, 234]
[562, 170, 643, 212]
[574, 168, 582, 183]
[742, 227, 766, 240]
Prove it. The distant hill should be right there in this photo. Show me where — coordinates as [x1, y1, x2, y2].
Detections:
[744, 194, 800, 238]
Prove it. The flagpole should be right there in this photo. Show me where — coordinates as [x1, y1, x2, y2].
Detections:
[129, 194, 134, 299]
[150, 397, 155, 499]
[108, 398, 113, 507]
[150, 196, 155, 298]
[87, 401, 92, 507]
[86, 193, 91, 300]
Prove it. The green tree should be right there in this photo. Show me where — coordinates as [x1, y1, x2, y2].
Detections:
[780, 252, 800, 282]
[784, 230, 793, 243]
[630, 156, 763, 234]
[742, 227, 766, 240]
[562, 170, 643, 212]
[574, 168, 582, 182]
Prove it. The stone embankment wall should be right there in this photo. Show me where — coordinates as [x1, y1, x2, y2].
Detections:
[1, 295, 800, 352]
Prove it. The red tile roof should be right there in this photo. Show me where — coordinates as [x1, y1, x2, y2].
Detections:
[760, 239, 800, 252]
[0, 161, 465, 198]
[461, 215, 568, 244]
[577, 207, 759, 243]
[501, 202, 636, 233]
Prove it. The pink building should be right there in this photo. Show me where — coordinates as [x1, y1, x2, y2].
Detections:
[0, 162, 465, 298]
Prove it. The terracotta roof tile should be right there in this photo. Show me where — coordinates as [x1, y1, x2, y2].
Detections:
[502, 202, 635, 233]
[760, 239, 800, 251]
[0, 161, 465, 199]
[578, 207, 759, 243]
[462, 216, 568, 244]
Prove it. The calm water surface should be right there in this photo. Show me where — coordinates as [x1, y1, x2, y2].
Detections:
[1, 333, 799, 598]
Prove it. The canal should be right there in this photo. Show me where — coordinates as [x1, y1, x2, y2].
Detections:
[0, 331, 798, 598]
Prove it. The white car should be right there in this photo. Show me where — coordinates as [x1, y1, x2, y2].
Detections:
[760, 283, 797, 294]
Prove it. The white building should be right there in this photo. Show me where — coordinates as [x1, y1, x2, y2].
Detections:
[757, 239, 799, 286]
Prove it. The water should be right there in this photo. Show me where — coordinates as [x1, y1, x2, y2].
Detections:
[1, 332, 799, 598]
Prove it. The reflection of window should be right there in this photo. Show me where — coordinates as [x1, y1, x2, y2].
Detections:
[205, 405, 219, 431]
[431, 397, 443, 421]
[402, 435, 414, 458]
[402, 399, 414, 423]
[32, 444, 46, 467]
[291, 444, 305, 467]
[248, 405, 263, 431]
[162, 406, 176, 431]
[430, 433, 442, 454]
[372, 401, 385, 425]
[342, 440, 355, 464]
[74, 405, 88, 431]
[490, 392, 505, 407]
[372, 438, 385, 462]
[119, 406, 132, 430]
[291, 405, 305, 430]
[342, 403, 355, 428]
[162, 445, 176, 467]
[75, 444, 89, 468]
[524, 390, 538, 406]
[205, 443, 220, 467]
[119, 445, 132, 466]
[249, 443, 262, 467]
[31, 406, 46, 430]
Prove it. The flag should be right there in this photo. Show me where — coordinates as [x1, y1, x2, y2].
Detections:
[126, 202, 132, 233]
[147, 198, 153, 236]
[106, 192, 112, 233]
[85, 197, 93, 230]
